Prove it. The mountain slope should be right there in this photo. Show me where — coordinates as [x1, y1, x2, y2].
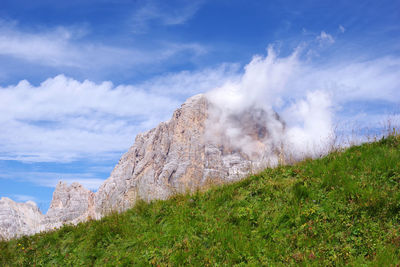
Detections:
[0, 94, 287, 240]
[1, 135, 400, 266]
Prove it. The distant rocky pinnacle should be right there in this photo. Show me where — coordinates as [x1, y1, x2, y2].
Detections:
[0, 94, 284, 240]
[0, 197, 44, 240]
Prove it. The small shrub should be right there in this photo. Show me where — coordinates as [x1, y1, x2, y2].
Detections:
[292, 181, 309, 201]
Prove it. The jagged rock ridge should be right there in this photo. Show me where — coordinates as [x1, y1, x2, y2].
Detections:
[0, 94, 285, 239]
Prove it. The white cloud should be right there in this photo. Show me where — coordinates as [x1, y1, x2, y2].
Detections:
[339, 25, 346, 33]
[0, 24, 80, 67]
[317, 31, 335, 46]
[0, 75, 178, 162]
[283, 90, 334, 158]
[131, 0, 203, 33]
[206, 45, 400, 160]
[0, 63, 237, 163]
[40, 178, 104, 191]
[295, 56, 400, 104]
[0, 21, 206, 70]
[0, 171, 105, 191]
[10, 194, 38, 203]
[142, 63, 240, 97]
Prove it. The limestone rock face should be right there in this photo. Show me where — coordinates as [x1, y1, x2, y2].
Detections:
[0, 93, 285, 239]
[45, 181, 96, 228]
[94, 94, 284, 217]
[94, 94, 209, 216]
[0, 197, 44, 240]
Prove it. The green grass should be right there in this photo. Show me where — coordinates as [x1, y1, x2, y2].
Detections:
[1, 135, 400, 266]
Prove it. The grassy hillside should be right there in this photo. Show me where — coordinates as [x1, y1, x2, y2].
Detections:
[1, 135, 400, 266]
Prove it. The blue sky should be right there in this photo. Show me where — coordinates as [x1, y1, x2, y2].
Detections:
[0, 0, 399, 212]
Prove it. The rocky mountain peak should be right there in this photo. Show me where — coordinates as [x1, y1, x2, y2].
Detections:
[0, 93, 284, 239]
[45, 181, 95, 227]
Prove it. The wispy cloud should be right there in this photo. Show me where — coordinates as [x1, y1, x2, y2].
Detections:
[317, 31, 335, 46]
[131, 0, 203, 33]
[0, 21, 206, 72]
[37, 177, 104, 191]
[0, 171, 104, 191]
[0, 23, 82, 67]
[142, 63, 239, 97]
[10, 194, 38, 203]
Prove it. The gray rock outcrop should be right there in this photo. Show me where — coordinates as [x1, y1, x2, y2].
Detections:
[0, 94, 285, 240]
[0, 197, 45, 240]
[45, 181, 96, 228]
